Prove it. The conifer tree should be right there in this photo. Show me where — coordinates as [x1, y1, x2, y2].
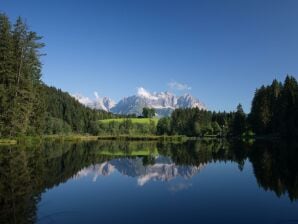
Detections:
[0, 13, 14, 136]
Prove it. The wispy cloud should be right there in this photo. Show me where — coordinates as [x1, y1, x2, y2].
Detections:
[168, 81, 192, 91]
[94, 91, 100, 99]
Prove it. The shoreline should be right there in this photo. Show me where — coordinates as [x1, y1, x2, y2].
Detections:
[0, 134, 285, 146]
[0, 134, 193, 145]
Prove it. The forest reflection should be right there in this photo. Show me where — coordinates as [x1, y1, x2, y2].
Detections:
[0, 139, 298, 223]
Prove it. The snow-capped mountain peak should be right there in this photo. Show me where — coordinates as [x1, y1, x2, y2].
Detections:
[102, 96, 116, 111]
[177, 93, 206, 109]
[111, 88, 206, 116]
[73, 87, 206, 116]
[72, 92, 115, 112]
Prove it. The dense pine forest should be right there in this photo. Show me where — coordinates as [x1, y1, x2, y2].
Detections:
[156, 76, 298, 138]
[156, 106, 245, 137]
[249, 77, 298, 138]
[1, 13, 298, 139]
[0, 13, 114, 137]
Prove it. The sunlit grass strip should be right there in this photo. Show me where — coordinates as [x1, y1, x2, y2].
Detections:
[0, 134, 189, 145]
[98, 118, 159, 125]
[15, 135, 100, 144]
[43, 135, 99, 141]
[0, 139, 17, 145]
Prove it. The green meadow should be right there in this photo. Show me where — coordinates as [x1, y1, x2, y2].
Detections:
[98, 118, 159, 125]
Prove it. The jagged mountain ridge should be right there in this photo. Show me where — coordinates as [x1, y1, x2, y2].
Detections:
[72, 93, 116, 112]
[73, 87, 206, 116]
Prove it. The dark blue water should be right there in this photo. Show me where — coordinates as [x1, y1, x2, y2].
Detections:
[1, 140, 298, 224]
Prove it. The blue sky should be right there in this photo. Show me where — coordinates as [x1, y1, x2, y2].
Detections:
[1, 0, 298, 112]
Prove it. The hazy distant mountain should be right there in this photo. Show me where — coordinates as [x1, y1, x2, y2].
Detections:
[73, 87, 206, 116]
[72, 92, 115, 112]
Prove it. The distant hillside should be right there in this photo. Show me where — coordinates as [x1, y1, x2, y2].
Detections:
[42, 85, 115, 134]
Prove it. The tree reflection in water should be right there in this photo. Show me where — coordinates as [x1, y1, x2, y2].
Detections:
[0, 139, 298, 223]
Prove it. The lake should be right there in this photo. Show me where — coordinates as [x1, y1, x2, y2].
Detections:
[0, 140, 298, 224]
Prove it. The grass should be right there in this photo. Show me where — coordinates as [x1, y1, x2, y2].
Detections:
[0, 133, 189, 145]
[1, 134, 100, 145]
[0, 139, 17, 145]
[42, 134, 99, 141]
[97, 148, 159, 156]
[98, 118, 159, 125]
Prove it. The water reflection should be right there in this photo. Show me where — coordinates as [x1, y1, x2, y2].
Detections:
[0, 140, 298, 223]
[76, 157, 205, 186]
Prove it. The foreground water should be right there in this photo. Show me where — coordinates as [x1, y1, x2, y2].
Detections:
[0, 140, 298, 224]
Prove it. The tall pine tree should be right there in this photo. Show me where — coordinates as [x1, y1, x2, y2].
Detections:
[0, 13, 14, 137]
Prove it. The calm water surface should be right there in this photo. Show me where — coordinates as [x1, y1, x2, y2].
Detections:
[1, 140, 298, 224]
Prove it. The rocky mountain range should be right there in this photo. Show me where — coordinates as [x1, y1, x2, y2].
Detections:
[73, 87, 206, 117]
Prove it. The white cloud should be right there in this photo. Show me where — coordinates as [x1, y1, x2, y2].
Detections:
[94, 91, 100, 100]
[136, 87, 158, 100]
[137, 87, 151, 97]
[168, 81, 191, 91]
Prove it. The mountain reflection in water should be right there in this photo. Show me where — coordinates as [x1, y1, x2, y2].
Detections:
[75, 157, 205, 186]
[0, 140, 298, 224]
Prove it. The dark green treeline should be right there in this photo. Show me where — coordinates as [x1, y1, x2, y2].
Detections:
[41, 85, 115, 135]
[157, 105, 246, 137]
[0, 14, 114, 137]
[157, 76, 298, 138]
[249, 76, 298, 138]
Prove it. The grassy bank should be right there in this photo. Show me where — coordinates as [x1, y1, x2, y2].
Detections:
[0, 139, 17, 145]
[0, 134, 191, 145]
[43, 134, 99, 141]
[97, 134, 189, 142]
[44, 134, 189, 142]
[0, 135, 99, 145]
[3, 132, 273, 145]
